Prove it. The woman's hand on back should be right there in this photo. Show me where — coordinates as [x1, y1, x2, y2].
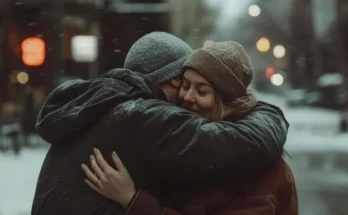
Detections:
[81, 148, 136, 209]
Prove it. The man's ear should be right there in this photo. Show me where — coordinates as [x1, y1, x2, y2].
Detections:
[170, 76, 183, 88]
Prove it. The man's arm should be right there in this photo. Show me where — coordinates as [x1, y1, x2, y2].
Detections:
[117, 99, 289, 182]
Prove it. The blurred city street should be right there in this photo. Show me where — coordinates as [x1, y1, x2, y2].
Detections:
[1, 92, 348, 215]
[1, 0, 348, 214]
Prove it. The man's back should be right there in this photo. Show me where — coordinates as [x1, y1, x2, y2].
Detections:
[32, 104, 157, 215]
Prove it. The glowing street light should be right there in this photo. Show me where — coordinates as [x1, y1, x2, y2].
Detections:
[21, 37, 46, 66]
[264, 65, 276, 79]
[71, 35, 98, 62]
[17, 71, 29, 84]
[248, 5, 261, 17]
[273, 45, 286, 58]
[270, 74, 284, 86]
[256, 37, 270, 52]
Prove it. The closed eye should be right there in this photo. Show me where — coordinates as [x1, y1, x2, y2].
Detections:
[197, 86, 212, 95]
[198, 91, 209, 96]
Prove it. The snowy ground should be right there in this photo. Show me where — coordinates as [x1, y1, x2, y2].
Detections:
[0, 148, 49, 215]
[255, 91, 342, 136]
[1, 92, 347, 215]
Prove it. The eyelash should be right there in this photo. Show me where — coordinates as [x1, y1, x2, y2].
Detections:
[198, 91, 208, 96]
[182, 84, 209, 95]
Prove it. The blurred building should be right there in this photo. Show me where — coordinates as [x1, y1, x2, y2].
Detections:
[0, 0, 220, 105]
[209, 0, 348, 109]
[0, 0, 175, 137]
[169, 0, 218, 49]
[0, 0, 173, 103]
[1, 0, 347, 108]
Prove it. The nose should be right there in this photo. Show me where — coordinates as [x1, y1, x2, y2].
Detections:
[184, 89, 195, 103]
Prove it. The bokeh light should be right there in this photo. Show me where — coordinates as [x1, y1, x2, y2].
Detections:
[17, 71, 29, 84]
[270, 74, 284, 86]
[248, 5, 261, 17]
[273, 45, 286, 58]
[256, 37, 270, 52]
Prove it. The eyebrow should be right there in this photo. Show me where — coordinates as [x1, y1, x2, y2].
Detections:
[183, 77, 213, 88]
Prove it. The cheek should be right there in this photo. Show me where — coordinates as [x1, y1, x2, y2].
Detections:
[196, 95, 215, 110]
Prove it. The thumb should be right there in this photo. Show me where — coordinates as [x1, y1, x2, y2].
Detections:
[221, 105, 232, 119]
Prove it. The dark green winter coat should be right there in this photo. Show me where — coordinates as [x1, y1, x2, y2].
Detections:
[32, 69, 289, 215]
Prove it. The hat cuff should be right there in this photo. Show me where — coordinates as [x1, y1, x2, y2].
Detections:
[183, 50, 246, 98]
[145, 55, 189, 84]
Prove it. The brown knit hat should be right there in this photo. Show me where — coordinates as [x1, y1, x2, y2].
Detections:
[183, 41, 254, 100]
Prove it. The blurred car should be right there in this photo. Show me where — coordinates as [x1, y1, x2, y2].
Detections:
[285, 89, 307, 107]
[0, 118, 22, 154]
[312, 73, 345, 110]
[340, 99, 348, 132]
[285, 137, 348, 215]
[285, 88, 326, 108]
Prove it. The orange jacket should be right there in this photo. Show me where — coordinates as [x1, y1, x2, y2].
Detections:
[126, 158, 298, 215]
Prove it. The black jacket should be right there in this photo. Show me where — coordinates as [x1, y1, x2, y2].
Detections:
[32, 69, 289, 215]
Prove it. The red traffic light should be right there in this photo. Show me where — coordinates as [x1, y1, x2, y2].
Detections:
[264, 65, 276, 79]
[21, 37, 45, 66]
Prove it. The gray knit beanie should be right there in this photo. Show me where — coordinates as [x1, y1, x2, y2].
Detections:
[183, 41, 254, 100]
[124, 32, 193, 84]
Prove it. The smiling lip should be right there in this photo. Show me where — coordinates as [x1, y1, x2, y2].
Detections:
[182, 105, 201, 114]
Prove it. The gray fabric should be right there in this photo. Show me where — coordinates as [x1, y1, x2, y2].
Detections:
[36, 69, 156, 144]
[124, 32, 193, 84]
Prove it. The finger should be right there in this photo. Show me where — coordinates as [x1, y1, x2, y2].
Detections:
[81, 164, 99, 184]
[90, 155, 106, 181]
[112, 151, 127, 172]
[93, 148, 112, 172]
[85, 179, 103, 194]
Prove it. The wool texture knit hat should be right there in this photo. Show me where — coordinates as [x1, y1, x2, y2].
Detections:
[124, 32, 193, 84]
[183, 41, 254, 100]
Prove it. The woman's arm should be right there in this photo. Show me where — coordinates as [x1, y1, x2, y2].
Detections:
[214, 194, 276, 215]
[276, 161, 298, 215]
[81, 148, 181, 215]
[81, 148, 136, 208]
[125, 189, 181, 215]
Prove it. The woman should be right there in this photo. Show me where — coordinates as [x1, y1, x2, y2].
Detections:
[81, 41, 298, 214]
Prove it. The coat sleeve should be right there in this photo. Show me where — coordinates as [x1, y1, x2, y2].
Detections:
[214, 194, 277, 215]
[125, 189, 181, 215]
[276, 163, 299, 215]
[118, 99, 289, 182]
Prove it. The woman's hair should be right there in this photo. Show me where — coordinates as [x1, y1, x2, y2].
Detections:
[209, 90, 289, 158]
[208, 90, 257, 122]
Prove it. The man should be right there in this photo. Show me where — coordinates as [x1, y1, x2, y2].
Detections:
[32, 32, 289, 215]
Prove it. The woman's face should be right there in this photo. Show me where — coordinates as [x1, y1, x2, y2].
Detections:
[179, 68, 215, 118]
